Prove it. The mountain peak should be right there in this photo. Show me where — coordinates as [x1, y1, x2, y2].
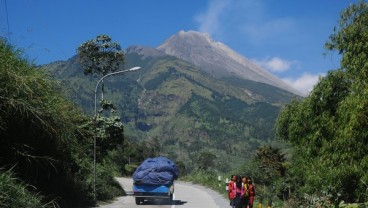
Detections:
[157, 30, 301, 95]
[160, 30, 223, 53]
[177, 30, 211, 40]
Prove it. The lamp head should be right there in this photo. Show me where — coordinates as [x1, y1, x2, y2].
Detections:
[129, 66, 141, 71]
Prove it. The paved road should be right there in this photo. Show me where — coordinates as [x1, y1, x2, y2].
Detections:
[96, 177, 230, 208]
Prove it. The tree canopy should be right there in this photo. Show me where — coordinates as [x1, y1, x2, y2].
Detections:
[77, 34, 125, 76]
[275, 1, 368, 205]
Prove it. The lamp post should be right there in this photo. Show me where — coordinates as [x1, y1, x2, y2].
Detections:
[93, 66, 141, 200]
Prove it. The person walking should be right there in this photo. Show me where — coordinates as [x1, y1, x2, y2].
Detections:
[228, 175, 237, 208]
[247, 177, 256, 208]
[234, 175, 245, 208]
[241, 176, 250, 208]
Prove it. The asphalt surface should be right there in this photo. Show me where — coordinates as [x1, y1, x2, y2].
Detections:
[95, 177, 230, 208]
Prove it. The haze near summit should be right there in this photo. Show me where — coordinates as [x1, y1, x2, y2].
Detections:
[192, 0, 345, 96]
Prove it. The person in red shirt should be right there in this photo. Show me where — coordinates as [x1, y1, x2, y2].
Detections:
[247, 177, 256, 208]
[234, 175, 246, 208]
[228, 175, 237, 208]
[228, 175, 246, 208]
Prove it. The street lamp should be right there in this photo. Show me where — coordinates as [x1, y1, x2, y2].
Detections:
[93, 66, 141, 200]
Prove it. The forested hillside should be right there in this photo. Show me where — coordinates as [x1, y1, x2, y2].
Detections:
[43, 45, 298, 172]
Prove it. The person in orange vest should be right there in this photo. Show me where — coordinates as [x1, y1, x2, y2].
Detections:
[247, 177, 256, 208]
[228, 175, 237, 208]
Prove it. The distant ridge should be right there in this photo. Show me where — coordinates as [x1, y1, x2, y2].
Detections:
[126, 45, 167, 59]
[157, 30, 301, 95]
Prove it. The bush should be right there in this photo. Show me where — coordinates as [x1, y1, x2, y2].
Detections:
[0, 169, 57, 208]
[95, 161, 125, 201]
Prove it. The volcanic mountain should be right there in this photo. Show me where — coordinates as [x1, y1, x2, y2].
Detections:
[43, 31, 300, 171]
[157, 30, 301, 95]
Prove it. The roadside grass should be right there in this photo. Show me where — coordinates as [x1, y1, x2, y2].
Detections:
[95, 162, 125, 201]
[0, 169, 57, 208]
[183, 170, 367, 207]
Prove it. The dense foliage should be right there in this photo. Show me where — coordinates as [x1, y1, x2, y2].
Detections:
[0, 38, 126, 207]
[77, 34, 125, 76]
[276, 1, 368, 206]
[0, 169, 52, 208]
[0, 38, 91, 207]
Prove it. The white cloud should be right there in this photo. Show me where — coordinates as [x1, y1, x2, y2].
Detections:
[194, 0, 231, 36]
[194, 0, 266, 39]
[282, 73, 324, 96]
[194, 0, 296, 44]
[253, 57, 295, 73]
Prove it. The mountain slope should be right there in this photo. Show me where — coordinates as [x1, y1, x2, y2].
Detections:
[157, 30, 301, 95]
[43, 44, 296, 172]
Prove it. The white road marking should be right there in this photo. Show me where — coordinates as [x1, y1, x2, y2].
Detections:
[171, 193, 176, 208]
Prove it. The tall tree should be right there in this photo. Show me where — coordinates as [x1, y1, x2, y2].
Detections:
[77, 34, 125, 76]
[76, 34, 126, 158]
[77, 35, 127, 201]
[255, 145, 287, 186]
[77, 34, 125, 100]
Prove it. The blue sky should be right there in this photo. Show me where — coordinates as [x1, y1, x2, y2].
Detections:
[0, 0, 357, 95]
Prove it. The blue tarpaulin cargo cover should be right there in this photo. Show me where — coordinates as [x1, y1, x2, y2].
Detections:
[133, 156, 179, 185]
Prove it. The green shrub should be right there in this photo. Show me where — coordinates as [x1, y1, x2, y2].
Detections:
[95, 163, 125, 201]
[0, 169, 57, 208]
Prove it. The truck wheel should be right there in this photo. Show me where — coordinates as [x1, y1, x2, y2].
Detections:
[135, 198, 141, 205]
[169, 193, 173, 203]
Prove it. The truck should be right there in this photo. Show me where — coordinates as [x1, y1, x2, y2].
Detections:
[133, 182, 174, 204]
[132, 156, 179, 205]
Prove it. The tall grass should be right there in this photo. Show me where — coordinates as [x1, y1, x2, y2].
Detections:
[0, 169, 57, 208]
[0, 35, 125, 207]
